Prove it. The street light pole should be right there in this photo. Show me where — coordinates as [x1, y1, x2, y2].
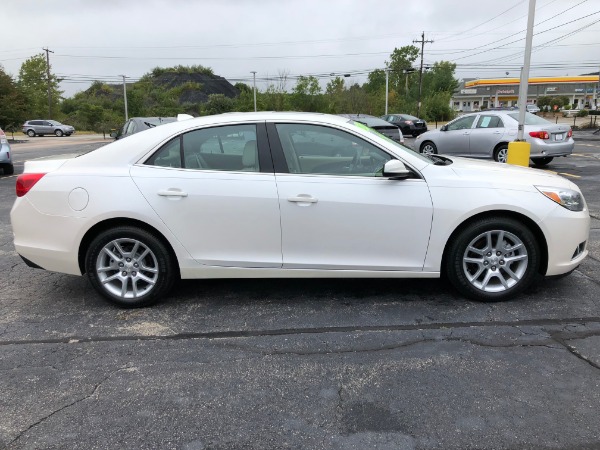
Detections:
[251, 71, 257, 112]
[120, 75, 129, 121]
[385, 68, 389, 115]
[507, 0, 536, 167]
[516, 0, 536, 141]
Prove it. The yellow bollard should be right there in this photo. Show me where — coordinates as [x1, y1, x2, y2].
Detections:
[507, 141, 531, 167]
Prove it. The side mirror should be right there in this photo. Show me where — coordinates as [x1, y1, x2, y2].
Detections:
[441, 125, 448, 131]
[383, 160, 411, 180]
[109, 131, 118, 138]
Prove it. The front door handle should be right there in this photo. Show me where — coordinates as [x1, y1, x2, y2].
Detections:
[158, 189, 188, 197]
[288, 195, 318, 204]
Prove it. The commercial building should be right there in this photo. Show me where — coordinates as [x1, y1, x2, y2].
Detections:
[452, 75, 600, 112]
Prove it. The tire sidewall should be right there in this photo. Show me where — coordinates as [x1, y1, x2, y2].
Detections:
[446, 217, 541, 302]
[85, 226, 175, 307]
[494, 145, 508, 163]
[421, 141, 437, 155]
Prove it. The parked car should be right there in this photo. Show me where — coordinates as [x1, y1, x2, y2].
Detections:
[11, 112, 589, 308]
[111, 117, 177, 140]
[22, 120, 75, 137]
[414, 111, 573, 167]
[0, 127, 14, 175]
[526, 104, 541, 114]
[381, 114, 428, 136]
[338, 114, 404, 144]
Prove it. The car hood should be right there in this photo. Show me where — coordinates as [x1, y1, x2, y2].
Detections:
[422, 156, 579, 192]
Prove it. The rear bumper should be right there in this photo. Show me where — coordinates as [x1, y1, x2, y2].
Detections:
[530, 138, 574, 158]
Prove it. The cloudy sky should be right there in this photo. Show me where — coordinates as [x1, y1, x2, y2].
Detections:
[1, 0, 599, 97]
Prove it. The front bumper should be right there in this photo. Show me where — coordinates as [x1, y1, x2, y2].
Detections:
[541, 203, 590, 276]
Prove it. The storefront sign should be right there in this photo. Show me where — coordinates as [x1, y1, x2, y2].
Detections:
[460, 89, 477, 94]
[496, 89, 515, 94]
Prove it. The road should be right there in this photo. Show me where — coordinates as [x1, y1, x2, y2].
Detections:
[1, 136, 600, 449]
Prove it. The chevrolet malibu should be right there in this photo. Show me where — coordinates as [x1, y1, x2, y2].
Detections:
[11, 112, 589, 307]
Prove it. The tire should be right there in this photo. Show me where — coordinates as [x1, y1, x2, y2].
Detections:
[493, 144, 509, 163]
[55, 129, 63, 137]
[2, 164, 14, 176]
[420, 141, 438, 155]
[532, 157, 553, 167]
[85, 226, 176, 308]
[27, 129, 36, 137]
[446, 216, 541, 302]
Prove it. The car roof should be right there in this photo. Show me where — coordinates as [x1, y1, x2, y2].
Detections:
[338, 114, 392, 127]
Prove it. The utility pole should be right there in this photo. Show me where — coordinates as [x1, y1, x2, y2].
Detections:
[120, 75, 129, 121]
[251, 71, 257, 112]
[385, 68, 389, 115]
[413, 32, 433, 118]
[42, 47, 54, 118]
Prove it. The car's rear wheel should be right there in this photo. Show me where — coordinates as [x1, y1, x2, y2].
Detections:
[26, 130, 35, 137]
[2, 164, 14, 175]
[446, 216, 541, 302]
[85, 226, 176, 308]
[420, 141, 437, 155]
[493, 144, 509, 163]
[532, 157, 553, 167]
[55, 129, 63, 137]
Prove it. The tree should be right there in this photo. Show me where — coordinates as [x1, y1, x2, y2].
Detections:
[386, 46, 420, 96]
[203, 94, 235, 115]
[325, 77, 345, 113]
[18, 53, 62, 119]
[0, 66, 28, 130]
[291, 75, 322, 111]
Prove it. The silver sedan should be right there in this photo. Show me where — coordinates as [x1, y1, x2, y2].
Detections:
[414, 111, 573, 167]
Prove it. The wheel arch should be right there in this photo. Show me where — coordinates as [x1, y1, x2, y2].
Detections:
[78, 217, 181, 279]
[440, 210, 548, 278]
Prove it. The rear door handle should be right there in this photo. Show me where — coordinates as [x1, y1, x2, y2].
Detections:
[288, 195, 318, 203]
[158, 189, 188, 197]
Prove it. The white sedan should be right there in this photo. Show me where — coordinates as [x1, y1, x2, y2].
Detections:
[10, 112, 590, 307]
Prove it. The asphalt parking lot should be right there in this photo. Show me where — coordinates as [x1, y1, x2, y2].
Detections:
[1, 134, 600, 449]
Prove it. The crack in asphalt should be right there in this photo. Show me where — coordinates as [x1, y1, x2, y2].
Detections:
[6, 365, 128, 447]
[1, 316, 599, 347]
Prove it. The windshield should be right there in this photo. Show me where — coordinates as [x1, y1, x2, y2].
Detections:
[401, 115, 419, 120]
[348, 120, 432, 163]
[507, 112, 551, 125]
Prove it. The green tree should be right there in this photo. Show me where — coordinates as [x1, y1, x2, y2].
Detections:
[0, 66, 28, 130]
[203, 94, 235, 115]
[291, 75, 322, 111]
[386, 46, 420, 97]
[325, 77, 345, 113]
[18, 53, 62, 119]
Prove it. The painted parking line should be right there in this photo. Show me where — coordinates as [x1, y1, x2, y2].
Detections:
[542, 169, 581, 179]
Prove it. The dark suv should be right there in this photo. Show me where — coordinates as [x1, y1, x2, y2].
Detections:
[22, 120, 75, 137]
[111, 117, 177, 140]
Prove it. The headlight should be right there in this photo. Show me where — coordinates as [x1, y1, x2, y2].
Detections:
[535, 186, 585, 211]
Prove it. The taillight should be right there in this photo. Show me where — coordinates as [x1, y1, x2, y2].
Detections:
[567, 129, 573, 138]
[16, 173, 46, 197]
[529, 131, 549, 140]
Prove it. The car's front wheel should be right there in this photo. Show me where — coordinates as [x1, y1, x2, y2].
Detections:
[55, 129, 63, 137]
[446, 216, 541, 302]
[85, 226, 176, 307]
[420, 141, 437, 155]
[532, 157, 553, 167]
